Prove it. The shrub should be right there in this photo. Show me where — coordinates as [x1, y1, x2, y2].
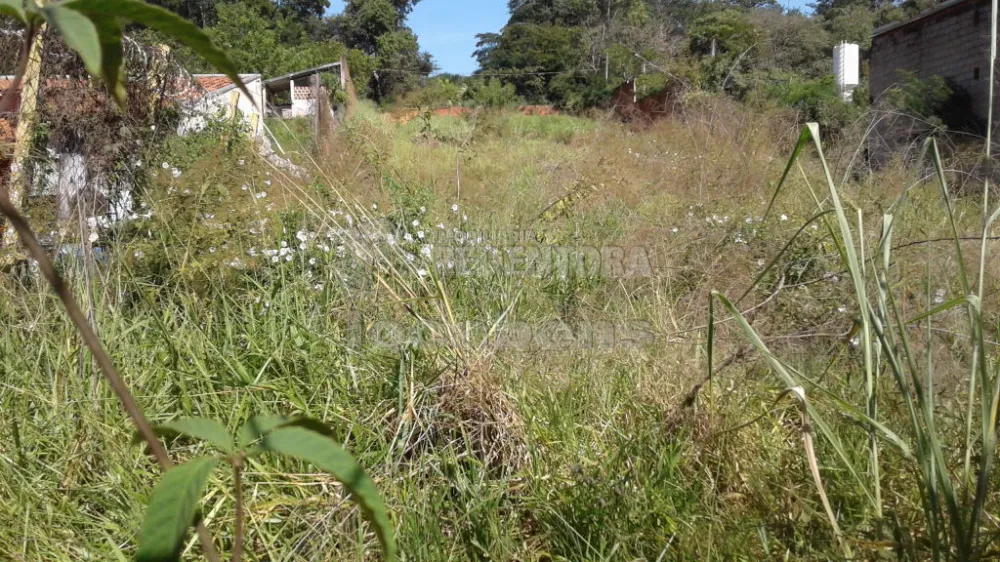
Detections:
[758, 75, 862, 136]
[883, 71, 952, 126]
[467, 78, 522, 109]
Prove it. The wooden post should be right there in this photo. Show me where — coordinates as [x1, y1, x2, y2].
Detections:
[312, 73, 321, 146]
[2, 19, 46, 252]
[341, 56, 358, 116]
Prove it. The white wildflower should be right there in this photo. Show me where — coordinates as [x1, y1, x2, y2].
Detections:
[451, 204, 459, 213]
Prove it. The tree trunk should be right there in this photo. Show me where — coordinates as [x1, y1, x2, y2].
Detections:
[2, 23, 46, 251]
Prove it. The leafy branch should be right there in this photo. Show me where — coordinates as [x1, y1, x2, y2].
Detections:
[0, 2, 396, 561]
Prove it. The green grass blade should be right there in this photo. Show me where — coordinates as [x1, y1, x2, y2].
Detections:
[710, 291, 876, 506]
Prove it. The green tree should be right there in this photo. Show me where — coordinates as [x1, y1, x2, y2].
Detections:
[333, 0, 431, 100]
[508, 0, 598, 26]
[206, 2, 282, 74]
[278, 0, 331, 19]
[476, 23, 584, 102]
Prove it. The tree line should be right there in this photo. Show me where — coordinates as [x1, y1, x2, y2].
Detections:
[457, 0, 953, 121]
[148, 0, 432, 100]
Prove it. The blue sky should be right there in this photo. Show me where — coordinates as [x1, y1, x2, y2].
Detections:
[328, 0, 813, 75]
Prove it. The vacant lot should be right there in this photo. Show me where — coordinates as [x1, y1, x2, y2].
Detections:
[2, 99, 999, 561]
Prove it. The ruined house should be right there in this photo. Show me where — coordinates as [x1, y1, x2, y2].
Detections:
[263, 62, 345, 119]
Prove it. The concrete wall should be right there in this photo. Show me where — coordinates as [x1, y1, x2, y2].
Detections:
[290, 78, 316, 117]
[178, 76, 266, 139]
[871, 0, 991, 124]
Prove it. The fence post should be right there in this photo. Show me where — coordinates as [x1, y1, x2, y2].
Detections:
[2, 17, 46, 252]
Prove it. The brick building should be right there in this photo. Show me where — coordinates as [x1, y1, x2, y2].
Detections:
[871, 0, 992, 128]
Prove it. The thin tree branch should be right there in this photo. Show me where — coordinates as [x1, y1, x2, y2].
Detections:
[0, 194, 222, 562]
[233, 457, 244, 562]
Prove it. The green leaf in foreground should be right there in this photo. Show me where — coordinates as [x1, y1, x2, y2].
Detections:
[43, 5, 99, 74]
[0, 0, 26, 24]
[136, 456, 218, 562]
[159, 417, 234, 454]
[262, 425, 397, 561]
[59, 0, 248, 103]
[238, 414, 290, 451]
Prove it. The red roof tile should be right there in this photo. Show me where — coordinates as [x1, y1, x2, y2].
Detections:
[195, 75, 234, 92]
[0, 118, 13, 144]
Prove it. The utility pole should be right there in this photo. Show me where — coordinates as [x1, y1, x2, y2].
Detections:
[2, 16, 46, 252]
[603, 0, 611, 82]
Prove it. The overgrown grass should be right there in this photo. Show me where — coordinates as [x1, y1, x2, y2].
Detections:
[2, 100, 998, 561]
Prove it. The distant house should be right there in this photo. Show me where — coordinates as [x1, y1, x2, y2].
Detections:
[871, 0, 992, 128]
[263, 62, 345, 119]
[0, 73, 267, 224]
[177, 73, 267, 139]
[0, 61, 342, 230]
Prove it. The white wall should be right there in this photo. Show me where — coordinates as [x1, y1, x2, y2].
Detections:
[290, 77, 316, 118]
[178, 75, 266, 139]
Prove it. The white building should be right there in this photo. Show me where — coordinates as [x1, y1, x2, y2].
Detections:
[263, 62, 345, 119]
[177, 73, 267, 139]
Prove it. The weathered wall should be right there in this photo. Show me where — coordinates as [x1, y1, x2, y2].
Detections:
[177, 76, 266, 139]
[871, 0, 991, 124]
[291, 78, 316, 118]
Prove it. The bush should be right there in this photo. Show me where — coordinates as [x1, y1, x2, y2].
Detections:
[397, 77, 467, 109]
[548, 71, 611, 112]
[467, 78, 522, 109]
[757, 75, 862, 136]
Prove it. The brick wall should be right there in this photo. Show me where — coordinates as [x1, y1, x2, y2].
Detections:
[871, 0, 991, 123]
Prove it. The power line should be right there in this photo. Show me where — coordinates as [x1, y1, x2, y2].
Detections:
[375, 68, 588, 78]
